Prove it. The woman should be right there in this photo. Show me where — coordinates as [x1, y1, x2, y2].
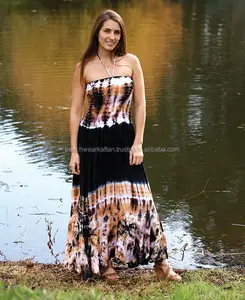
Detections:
[64, 9, 181, 282]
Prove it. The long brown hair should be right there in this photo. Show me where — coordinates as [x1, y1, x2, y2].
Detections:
[80, 10, 127, 84]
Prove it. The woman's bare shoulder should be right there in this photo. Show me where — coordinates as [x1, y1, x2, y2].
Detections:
[124, 53, 140, 64]
[77, 56, 98, 83]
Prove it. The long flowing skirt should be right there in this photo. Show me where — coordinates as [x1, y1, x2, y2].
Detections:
[64, 122, 168, 279]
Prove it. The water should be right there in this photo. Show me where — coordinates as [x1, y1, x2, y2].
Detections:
[0, 0, 244, 269]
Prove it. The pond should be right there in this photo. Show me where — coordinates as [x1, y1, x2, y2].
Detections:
[0, 0, 244, 269]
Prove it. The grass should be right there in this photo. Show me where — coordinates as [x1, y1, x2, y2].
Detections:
[0, 260, 244, 299]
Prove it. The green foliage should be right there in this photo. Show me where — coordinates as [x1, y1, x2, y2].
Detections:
[0, 282, 109, 300]
[1, 279, 245, 300]
[170, 282, 245, 300]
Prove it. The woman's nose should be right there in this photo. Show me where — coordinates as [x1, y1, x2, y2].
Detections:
[109, 32, 115, 40]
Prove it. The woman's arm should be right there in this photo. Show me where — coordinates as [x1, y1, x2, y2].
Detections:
[129, 54, 146, 165]
[131, 55, 146, 145]
[69, 62, 85, 174]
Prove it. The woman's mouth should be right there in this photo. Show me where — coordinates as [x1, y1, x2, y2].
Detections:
[106, 41, 115, 46]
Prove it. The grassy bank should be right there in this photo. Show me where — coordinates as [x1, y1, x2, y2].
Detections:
[0, 261, 244, 299]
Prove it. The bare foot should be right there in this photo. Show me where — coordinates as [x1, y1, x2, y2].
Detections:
[100, 265, 119, 281]
[154, 260, 182, 282]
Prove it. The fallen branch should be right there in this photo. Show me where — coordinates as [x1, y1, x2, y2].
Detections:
[184, 178, 231, 201]
[181, 243, 188, 261]
[45, 219, 61, 264]
[185, 178, 209, 200]
[0, 250, 7, 261]
[216, 252, 245, 256]
[232, 223, 245, 227]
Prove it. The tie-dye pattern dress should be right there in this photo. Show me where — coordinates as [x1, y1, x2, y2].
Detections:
[64, 75, 168, 279]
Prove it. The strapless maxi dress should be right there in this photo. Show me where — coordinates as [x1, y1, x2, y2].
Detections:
[64, 76, 168, 279]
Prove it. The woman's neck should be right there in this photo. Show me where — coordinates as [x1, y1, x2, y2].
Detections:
[97, 47, 115, 62]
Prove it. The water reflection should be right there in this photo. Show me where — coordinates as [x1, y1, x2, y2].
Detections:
[0, 0, 245, 267]
[0, 125, 70, 262]
[0, 0, 183, 167]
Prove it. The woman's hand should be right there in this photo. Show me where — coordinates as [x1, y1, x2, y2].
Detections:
[129, 143, 144, 165]
[69, 152, 80, 174]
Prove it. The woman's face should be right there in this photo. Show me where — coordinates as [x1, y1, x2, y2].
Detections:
[98, 19, 121, 52]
